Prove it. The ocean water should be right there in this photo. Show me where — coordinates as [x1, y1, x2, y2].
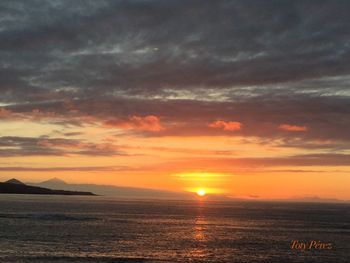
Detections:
[0, 195, 349, 263]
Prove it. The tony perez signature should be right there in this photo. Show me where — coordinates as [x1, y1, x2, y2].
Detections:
[290, 240, 332, 250]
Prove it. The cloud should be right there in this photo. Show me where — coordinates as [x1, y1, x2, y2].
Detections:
[155, 154, 350, 172]
[62, 132, 83, 137]
[0, 166, 131, 172]
[0, 106, 77, 124]
[0, 108, 11, 118]
[278, 124, 307, 132]
[2, 1, 350, 104]
[271, 137, 350, 151]
[0, 0, 350, 154]
[103, 115, 163, 131]
[0, 136, 123, 157]
[208, 120, 242, 131]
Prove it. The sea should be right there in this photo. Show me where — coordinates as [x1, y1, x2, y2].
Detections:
[0, 195, 349, 263]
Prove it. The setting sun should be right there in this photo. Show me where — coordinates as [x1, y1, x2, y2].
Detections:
[196, 189, 206, 197]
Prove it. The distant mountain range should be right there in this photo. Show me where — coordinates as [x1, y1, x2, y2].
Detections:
[28, 177, 196, 200]
[5, 178, 25, 185]
[0, 178, 95, 196]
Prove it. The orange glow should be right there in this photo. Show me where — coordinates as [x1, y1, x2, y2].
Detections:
[0, 121, 349, 201]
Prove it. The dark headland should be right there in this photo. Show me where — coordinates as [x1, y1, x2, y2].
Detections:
[0, 179, 96, 196]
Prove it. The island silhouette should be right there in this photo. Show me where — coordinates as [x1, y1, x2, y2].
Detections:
[0, 178, 96, 196]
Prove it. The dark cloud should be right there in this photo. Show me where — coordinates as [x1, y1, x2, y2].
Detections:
[0, 136, 66, 156]
[232, 154, 350, 167]
[62, 132, 83, 137]
[1, 0, 350, 99]
[0, 136, 123, 157]
[0, 165, 130, 172]
[1, 0, 350, 151]
[160, 153, 350, 171]
[271, 137, 350, 151]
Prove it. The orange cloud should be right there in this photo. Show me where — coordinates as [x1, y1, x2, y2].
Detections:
[0, 107, 62, 121]
[278, 124, 307, 132]
[104, 115, 163, 131]
[208, 120, 242, 131]
[0, 108, 13, 119]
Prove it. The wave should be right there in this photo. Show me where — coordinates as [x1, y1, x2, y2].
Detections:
[0, 255, 164, 263]
[0, 213, 96, 221]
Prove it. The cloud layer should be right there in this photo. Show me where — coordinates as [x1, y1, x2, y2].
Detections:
[0, 136, 123, 157]
[0, 0, 350, 168]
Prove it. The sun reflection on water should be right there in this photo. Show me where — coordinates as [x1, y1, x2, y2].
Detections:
[193, 216, 207, 242]
[188, 212, 210, 260]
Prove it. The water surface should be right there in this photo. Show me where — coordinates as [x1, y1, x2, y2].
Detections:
[0, 195, 349, 262]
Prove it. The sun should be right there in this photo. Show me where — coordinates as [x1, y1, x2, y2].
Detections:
[196, 189, 206, 197]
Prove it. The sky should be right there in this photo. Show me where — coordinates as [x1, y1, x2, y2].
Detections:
[0, 0, 350, 200]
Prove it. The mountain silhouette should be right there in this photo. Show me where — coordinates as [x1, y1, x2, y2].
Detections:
[39, 177, 67, 187]
[5, 178, 25, 185]
[0, 178, 96, 196]
[31, 178, 194, 200]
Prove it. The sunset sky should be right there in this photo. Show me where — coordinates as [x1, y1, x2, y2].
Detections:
[0, 0, 350, 200]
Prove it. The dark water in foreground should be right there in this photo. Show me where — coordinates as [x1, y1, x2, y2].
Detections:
[0, 195, 349, 263]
